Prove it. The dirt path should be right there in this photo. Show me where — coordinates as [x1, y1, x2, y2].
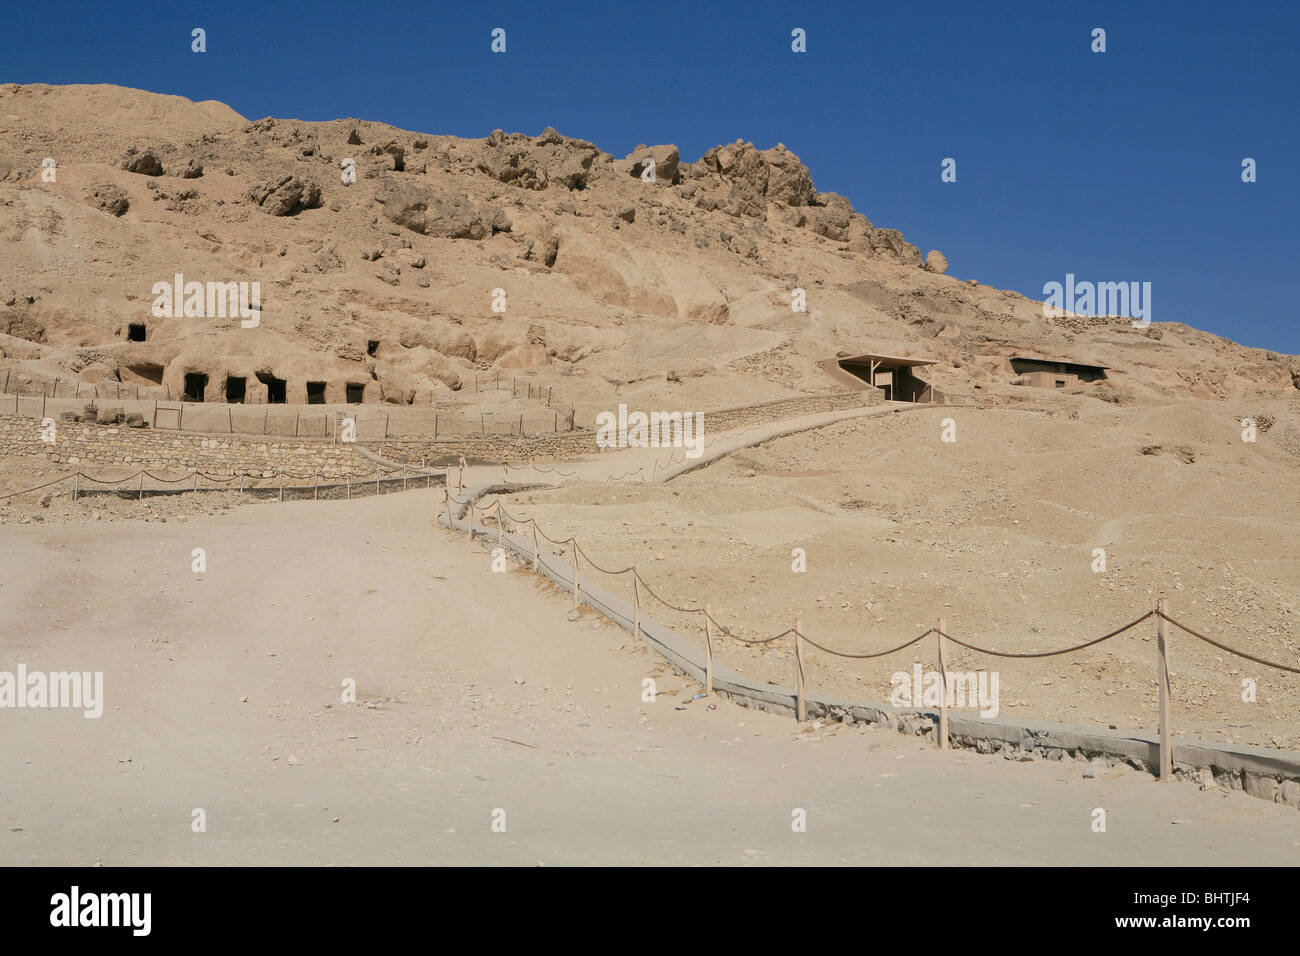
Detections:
[2, 491, 1297, 865]
[449, 403, 898, 491]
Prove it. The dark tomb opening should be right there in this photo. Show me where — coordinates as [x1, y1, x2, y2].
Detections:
[183, 371, 208, 402]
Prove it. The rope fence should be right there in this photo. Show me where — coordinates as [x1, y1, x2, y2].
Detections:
[439, 485, 1300, 778]
[0, 462, 448, 504]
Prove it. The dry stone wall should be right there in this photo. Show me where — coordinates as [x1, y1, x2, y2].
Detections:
[0, 413, 367, 477]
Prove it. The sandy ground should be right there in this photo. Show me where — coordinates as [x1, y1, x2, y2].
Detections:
[3, 489, 1299, 866]
[486, 398, 1300, 750]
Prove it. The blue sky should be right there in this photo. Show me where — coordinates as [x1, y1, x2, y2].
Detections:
[5, 0, 1297, 353]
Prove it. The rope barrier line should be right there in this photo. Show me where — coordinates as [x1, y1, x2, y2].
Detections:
[798, 628, 935, 659]
[4, 463, 448, 501]
[573, 542, 633, 576]
[935, 612, 1153, 659]
[2, 459, 448, 500]
[0, 473, 78, 499]
[720, 626, 797, 646]
[1159, 612, 1300, 674]
[632, 570, 703, 615]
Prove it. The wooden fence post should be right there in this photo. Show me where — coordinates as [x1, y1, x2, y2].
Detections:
[375, 469, 380, 495]
[497, 504, 504, 548]
[531, 521, 539, 571]
[937, 618, 949, 750]
[279, 472, 284, 502]
[1157, 598, 1171, 781]
[703, 604, 714, 695]
[528, 459, 534, 482]
[138, 472, 144, 500]
[73, 474, 79, 501]
[467, 502, 474, 539]
[632, 565, 640, 641]
[572, 543, 579, 608]
[794, 619, 806, 722]
[502, 462, 507, 484]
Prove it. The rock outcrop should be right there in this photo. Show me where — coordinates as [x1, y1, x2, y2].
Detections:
[379, 181, 511, 238]
[120, 147, 164, 176]
[477, 127, 601, 191]
[247, 174, 323, 216]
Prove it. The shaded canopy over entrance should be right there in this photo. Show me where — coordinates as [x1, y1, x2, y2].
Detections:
[834, 352, 939, 403]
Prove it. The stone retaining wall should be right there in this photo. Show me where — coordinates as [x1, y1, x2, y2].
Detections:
[0, 413, 367, 477]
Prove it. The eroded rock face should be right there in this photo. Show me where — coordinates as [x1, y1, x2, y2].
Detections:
[872, 228, 921, 263]
[247, 174, 323, 216]
[761, 144, 816, 206]
[371, 141, 405, 171]
[477, 127, 601, 191]
[692, 139, 921, 260]
[627, 144, 680, 185]
[800, 193, 853, 240]
[379, 181, 510, 238]
[85, 183, 129, 217]
[120, 148, 164, 176]
[726, 180, 767, 220]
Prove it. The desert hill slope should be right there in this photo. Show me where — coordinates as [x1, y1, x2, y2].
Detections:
[1, 82, 1297, 418]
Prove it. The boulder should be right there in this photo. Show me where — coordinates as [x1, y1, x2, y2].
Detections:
[627, 144, 680, 185]
[120, 148, 163, 176]
[801, 193, 852, 240]
[247, 175, 323, 216]
[728, 234, 759, 259]
[761, 144, 816, 206]
[379, 182, 511, 238]
[477, 129, 600, 191]
[85, 183, 129, 217]
[706, 140, 769, 195]
[924, 250, 949, 274]
[371, 141, 405, 171]
[177, 158, 204, 179]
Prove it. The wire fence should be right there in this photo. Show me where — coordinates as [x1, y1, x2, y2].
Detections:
[438, 488, 1300, 779]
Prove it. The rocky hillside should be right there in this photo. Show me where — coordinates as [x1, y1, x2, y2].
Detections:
[1, 82, 1297, 416]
